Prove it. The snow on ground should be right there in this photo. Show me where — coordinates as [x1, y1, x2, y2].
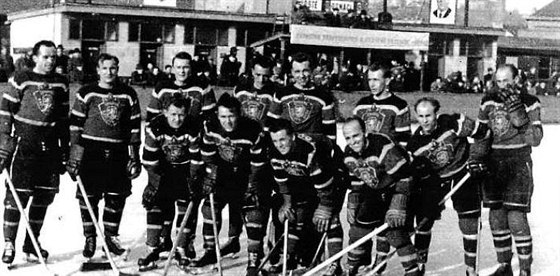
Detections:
[1, 125, 559, 276]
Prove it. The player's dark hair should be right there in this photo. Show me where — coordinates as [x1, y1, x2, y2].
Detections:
[252, 55, 273, 70]
[292, 52, 312, 66]
[268, 118, 294, 136]
[414, 97, 440, 113]
[97, 53, 119, 66]
[367, 61, 392, 79]
[32, 40, 56, 56]
[163, 93, 191, 111]
[497, 64, 519, 79]
[343, 116, 366, 133]
[172, 52, 192, 66]
[216, 93, 241, 115]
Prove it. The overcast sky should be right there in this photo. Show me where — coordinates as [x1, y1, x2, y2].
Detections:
[505, 0, 554, 14]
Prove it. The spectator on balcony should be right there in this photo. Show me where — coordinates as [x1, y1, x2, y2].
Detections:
[67, 48, 84, 83]
[54, 44, 69, 74]
[343, 9, 357, 27]
[292, 0, 311, 25]
[219, 47, 242, 87]
[325, 7, 342, 27]
[352, 9, 372, 29]
[483, 67, 493, 84]
[14, 50, 34, 73]
[131, 63, 148, 88]
[535, 81, 548, 96]
[0, 46, 14, 82]
[552, 81, 560, 96]
[469, 76, 483, 93]
[430, 77, 445, 92]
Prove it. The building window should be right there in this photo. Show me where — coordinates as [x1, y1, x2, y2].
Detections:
[129, 22, 140, 42]
[429, 38, 445, 55]
[82, 20, 105, 40]
[184, 26, 194, 44]
[141, 23, 161, 42]
[106, 21, 118, 41]
[247, 28, 266, 46]
[236, 28, 247, 47]
[196, 26, 216, 45]
[163, 24, 175, 43]
[69, 19, 81, 39]
[459, 39, 468, 56]
[445, 40, 454, 56]
[217, 28, 228, 46]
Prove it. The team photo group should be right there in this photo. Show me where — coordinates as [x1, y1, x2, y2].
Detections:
[0, 39, 542, 276]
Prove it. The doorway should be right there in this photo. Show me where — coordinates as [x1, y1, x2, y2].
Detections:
[81, 41, 105, 83]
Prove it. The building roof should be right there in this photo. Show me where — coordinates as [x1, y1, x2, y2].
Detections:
[531, 0, 560, 17]
[498, 36, 560, 55]
[0, 0, 50, 15]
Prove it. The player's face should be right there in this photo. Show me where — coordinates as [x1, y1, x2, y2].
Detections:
[343, 120, 366, 153]
[97, 59, 119, 86]
[252, 64, 271, 89]
[292, 60, 312, 88]
[416, 102, 437, 134]
[164, 104, 186, 129]
[495, 68, 514, 90]
[173, 58, 192, 83]
[367, 69, 388, 97]
[33, 45, 56, 74]
[270, 129, 294, 155]
[217, 106, 238, 132]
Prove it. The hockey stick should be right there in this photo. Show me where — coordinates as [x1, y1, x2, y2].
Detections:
[310, 232, 328, 267]
[475, 200, 483, 275]
[209, 193, 223, 276]
[256, 232, 285, 273]
[2, 169, 58, 276]
[76, 176, 139, 276]
[366, 172, 472, 276]
[282, 219, 289, 276]
[303, 223, 389, 276]
[162, 200, 195, 276]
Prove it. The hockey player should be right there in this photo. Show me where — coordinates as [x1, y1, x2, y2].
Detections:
[268, 118, 345, 276]
[352, 62, 411, 273]
[66, 53, 142, 259]
[407, 97, 489, 275]
[146, 51, 216, 123]
[477, 64, 543, 276]
[138, 93, 203, 271]
[342, 116, 420, 276]
[191, 94, 267, 276]
[233, 55, 277, 275]
[1, 40, 69, 264]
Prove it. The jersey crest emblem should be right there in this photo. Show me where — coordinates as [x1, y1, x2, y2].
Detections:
[177, 89, 201, 116]
[241, 94, 266, 120]
[287, 94, 312, 124]
[361, 105, 386, 134]
[344, 157, 379, 188]
[162, 136, 186, 162]
[490, 107, 510, 137]
[217, 138, 242, 163]
[33, 83, 54, 114]
[98, 93, 121, 127]
[279, 160, 308, 176]
[427, 139, 454, 169]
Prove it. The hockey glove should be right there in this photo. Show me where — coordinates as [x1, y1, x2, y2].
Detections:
[278, 195, 295, 223]
[57, 151, 68, 175]
[126, 145, 141, 180]
[313, 207, 332, 233]
[497, 88, 529, 127]
[243, 191, 260, 210]
[202, 165, 217, 196]
[142, 183, 158, 210]
[466, 160, 488, 178]
[66, 144, 85, 181]
[385, 193, 407, 228]
[411, 158, 433, 180]
[0, 135, 16, 172]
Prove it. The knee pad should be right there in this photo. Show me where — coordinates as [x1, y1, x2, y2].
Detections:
[458, 217, 479, 235]
[386, 229, 412, 249]
[32, 191, 55, 206]
[4, 191, 31, 208]
[104, 194, 126, 210]
[507, 210, 530, 235]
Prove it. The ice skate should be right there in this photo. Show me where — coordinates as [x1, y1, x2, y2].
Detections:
[105, 235, 126, 256]
[246, 252, 260, 276]
[489, 263, 513, 276]
[83, 236, 96, 258]
[2, 240, 15, 265]
[322, 261, 343, 276]
[519, 269, 531, 276]
[174, 247, 191, 268]
[22, 243, 49, 263]
[188, 249, 218, 274]
[137, 247, 160, 272]
[220, 237, 240, 258]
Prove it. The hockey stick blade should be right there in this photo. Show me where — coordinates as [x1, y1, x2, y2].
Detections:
[80, 261, 112, 271]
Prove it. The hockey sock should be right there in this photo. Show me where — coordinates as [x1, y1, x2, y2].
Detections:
[508, 211, 532, 270]
[146, 206, 164, 247]
[387, 229, 419, 275]
[3, 191, 30, 241]
[458, 216, 479, 270]
[79, 195, 100, 238]
[489, 208, 513, 264]
[228, 198, 243, 239]
[24, 192, 55, 248]
[202, 198, 222, 250]
[244, 208, 265, 254]
[175, 200, 197, 248]
[347, 225, 372, 267]
[375, 233, 390, 267]
[103, 194, 125, 237]
[326, 221, 343, 256]
[414, 219, 434, 264]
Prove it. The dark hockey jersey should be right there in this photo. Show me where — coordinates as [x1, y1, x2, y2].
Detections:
[270, 133, 337, 213]
[146, 77, 216, 123]
[407, 114, 488, 179]
[267, 85, 336, 141]
[0, 71, 69, 147]
[200, 116, 265, 188]
[353, 93, 411, 145]
[234, 79, 276, 129]
[477, 90, 543, 154]
[343, 133, 412, 193]
[70, 83, 141, 147]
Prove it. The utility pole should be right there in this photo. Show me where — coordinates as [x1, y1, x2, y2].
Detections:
[464, 0, 469, 27]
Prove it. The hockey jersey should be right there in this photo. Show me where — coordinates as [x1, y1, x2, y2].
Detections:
[270, 133, 337, 213]
[0, 71, 69, 147]
[478, 89, 543, 154]
[267, 85, 336, 141]
[353, 93, 411, 145]
[146, 77, 216, 123]
[407, 114, 488, 179]
[70, 83, 141, 147]
[234, 78, 276, 129]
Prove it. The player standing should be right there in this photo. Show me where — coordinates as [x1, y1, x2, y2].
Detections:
[478, 64, 542, 276]
[0, 40, 69, 264]
[66, 53, 142, 259]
